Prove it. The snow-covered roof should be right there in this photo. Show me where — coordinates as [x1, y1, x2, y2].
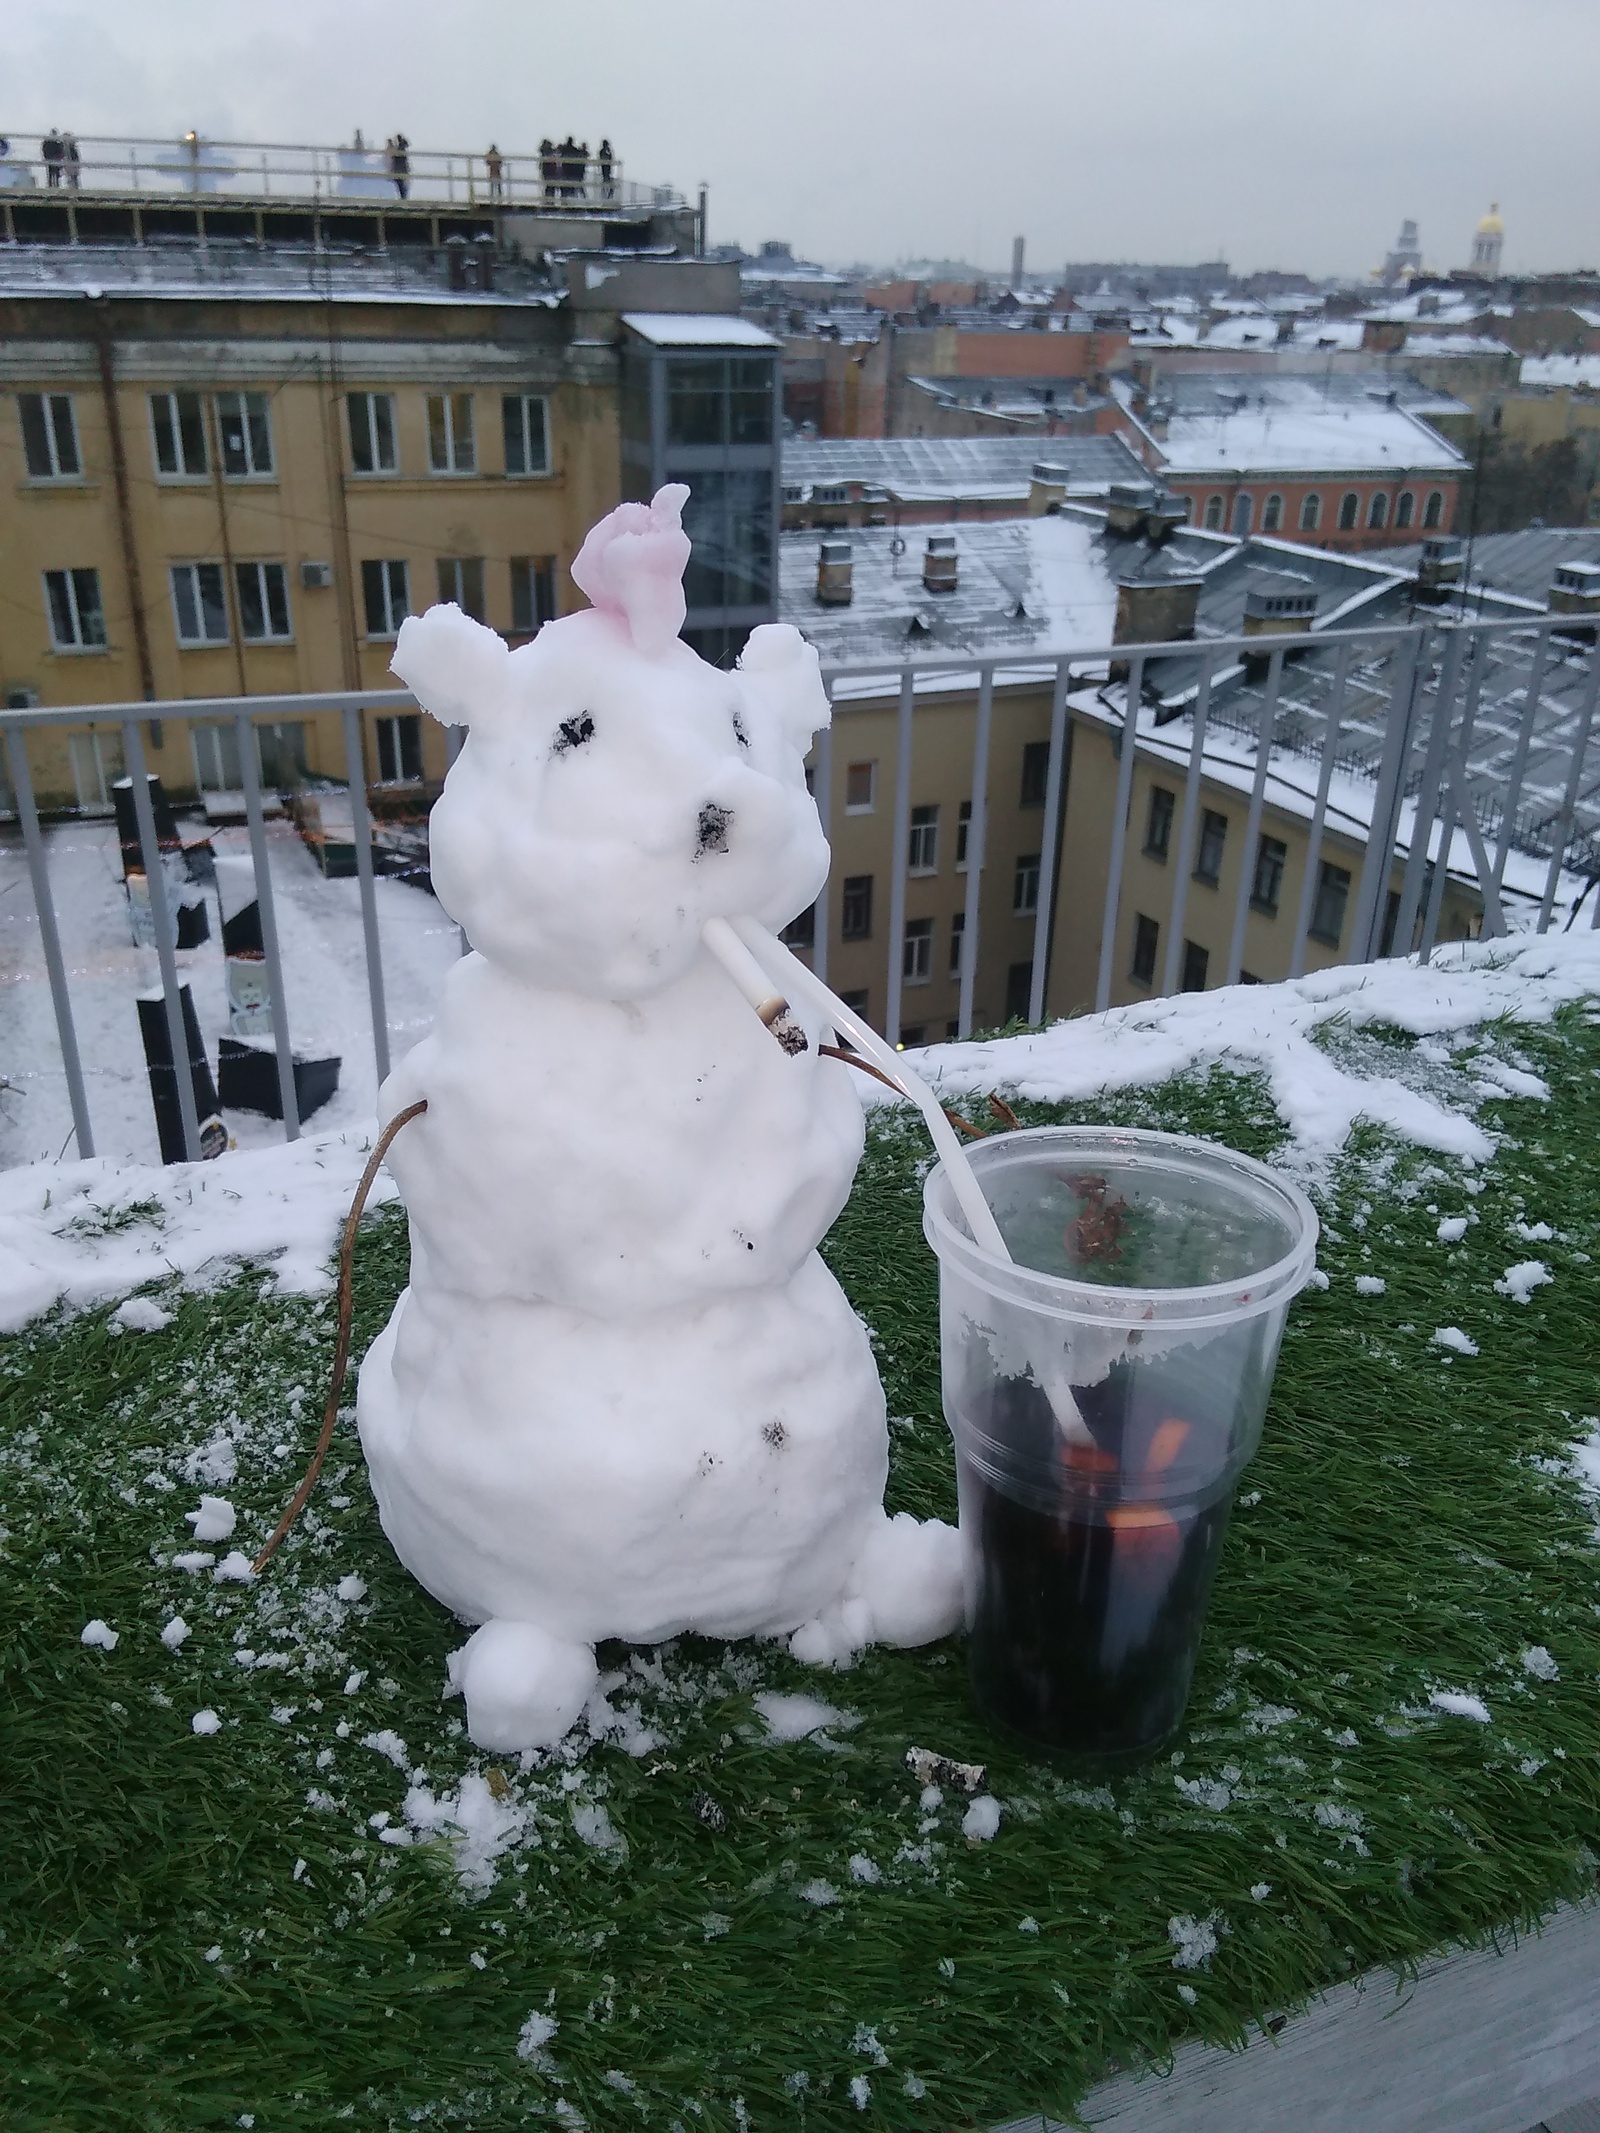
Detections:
[1151, 374, 1466, 478]
[621, 314, 779, 347]
[783, 433, 1148, 503]
[1520, 354, 1600, 390]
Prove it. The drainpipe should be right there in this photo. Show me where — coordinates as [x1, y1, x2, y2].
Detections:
[85, 296, 158, 713]
[202, 394, 251, 698]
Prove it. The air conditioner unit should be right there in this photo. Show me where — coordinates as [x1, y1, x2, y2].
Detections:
[5, 685, 41, 709]
[300, 560, 334, 590]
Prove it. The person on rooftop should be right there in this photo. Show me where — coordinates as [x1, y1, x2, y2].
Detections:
[540, 138, 557, 201]
[63, 133, 82, 190]
[388, 132, 410, 200]
[42, 129, 64, 187]
[598, 139, 614, 199]
[485, 142, 503, 200]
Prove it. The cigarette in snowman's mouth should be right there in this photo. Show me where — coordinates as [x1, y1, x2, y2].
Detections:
[703, 916, 809, 1054]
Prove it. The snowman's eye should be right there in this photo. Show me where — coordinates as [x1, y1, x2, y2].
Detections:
[551, 712, 595, 755]
[731, 708, 750, 749]
[695, 803, 732, 857]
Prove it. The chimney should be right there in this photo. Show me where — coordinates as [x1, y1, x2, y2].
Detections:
[1011, 235, 1025, 287]
[1415, 536, 1463, 601]
[1113, 576, 1202, 651]
[1362, 319, 1406, 354]
[816, 539, 854, 606]
[1028, 461, 1069, 515]
[1550, 558, 1600, 637]
[923, 534, 958, 593]
[1242, 586, 1319, 639]
[1144, 490, 1187, 545]
[1104, 480, 1156, 538]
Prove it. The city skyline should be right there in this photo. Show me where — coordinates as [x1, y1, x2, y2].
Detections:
[7, 0, 1597, 280]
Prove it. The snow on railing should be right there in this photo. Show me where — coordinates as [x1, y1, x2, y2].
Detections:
[1, 611, 1596, 1166]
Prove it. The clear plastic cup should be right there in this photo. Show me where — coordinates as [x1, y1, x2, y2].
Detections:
[923, 1125, 1318, 1767]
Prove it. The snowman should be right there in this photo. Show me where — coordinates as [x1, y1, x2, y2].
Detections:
[356, 484, 962, 1751]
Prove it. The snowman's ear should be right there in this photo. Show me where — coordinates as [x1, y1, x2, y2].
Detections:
[737, 623, 829, 750]
[392, 604, 510, 732]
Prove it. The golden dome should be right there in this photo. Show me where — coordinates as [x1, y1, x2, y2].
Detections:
[1477, 202, 1504, 235]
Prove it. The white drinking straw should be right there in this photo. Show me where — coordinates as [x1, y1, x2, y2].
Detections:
[718, 915, 1012, 1263]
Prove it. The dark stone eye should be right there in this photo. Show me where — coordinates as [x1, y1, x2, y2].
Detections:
[732, 709, 750, 749]
[551, 712, 595, 755]
[695, 803, 732, 857]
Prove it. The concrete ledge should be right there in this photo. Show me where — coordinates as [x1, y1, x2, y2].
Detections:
[995, 1901, 1600, 2133]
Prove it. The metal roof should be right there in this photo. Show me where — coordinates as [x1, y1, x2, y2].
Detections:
[621, 313, 778, 347]
[781, 433, 1149, 502]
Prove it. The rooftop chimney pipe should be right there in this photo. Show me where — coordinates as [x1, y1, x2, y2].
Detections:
[923, 534, 958, 593]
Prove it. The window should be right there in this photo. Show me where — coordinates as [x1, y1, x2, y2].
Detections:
[908, 803, 939, 874]
[362, 558, 411, 638]
[840, 988, 869, 1018]
[955, 798, 972, 868]
[150, 390, 207, 477]
[666, 354, 773, 449]
[1261, 493, 1284, 533]
[511, 556, 558, 635]
[215, 391, 273, 477]
[1368, 491, 1389, 531]
[170, 563, 229, 646]
[375, 713, 424, 784]
[235, 562, 292, 642]
[436, 556, 486, 622]
[1423, 490, 1444, 530]
[1251, 833, 1287, 914]
[44, 568, 106, 650]
[1005, 961, 1034, 1022]
[503, 393, 550, 476]
[1300, 492, 1321, 532]
[348, 392, 397, 475]
[840, 874, 873, 940]
[1204, 494, 1224, 530]
[69, 730, 122, 811]
[779, 903, 815, 949]
[949, 909, 965, 977]
[679, 467, 774, 611]
[899, 1024, 926, 1048]
[1020, 739, 1050, 807]
[1195, 808, 1228, 884]
[845, 760, 876, 813]
[1338, 491, 1360, 531]
[1181, 939, 1210, 992]
[1131, 912, 1159, 986]
[903, 916, 934, 984]
[1145, 784, 1175, 861]
[1310, 860, 1351, 947]
[1231, 492, 1253, 537]
[1395, 489, 1416, 530]
[1013, 852, 1040, 916]
[427, 393, 476, 474]
[19, 393, 80, 479]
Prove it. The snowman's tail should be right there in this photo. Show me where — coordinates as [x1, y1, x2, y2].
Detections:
[252, 1099, 427, 1574]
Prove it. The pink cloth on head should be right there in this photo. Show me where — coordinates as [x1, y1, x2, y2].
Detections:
[569, 483, 692, 656]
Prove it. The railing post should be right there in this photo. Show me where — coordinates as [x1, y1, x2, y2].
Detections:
[122, 720, 202, 1163]
[340, 704, 391, 1086]
[1224, 647, 1284, 986]
[1094, 655, 1145, 1013]
[1161, 649, 1217, 996]
[812, 712, 833, 989]
[1287, 639, 1351, 980]
[956, 668, 995, 1040]
[234, 712, 300, 1140]
[1535, 652, 1600, 933]
[1350, 629, 1425, 963]
[1392, 628, 1467, 959]
[1491, 624, 1557, 894]
[1027, 659, 1071, 1026]
[4, 723, 95, 1157]
[884, 669, 916, 1046]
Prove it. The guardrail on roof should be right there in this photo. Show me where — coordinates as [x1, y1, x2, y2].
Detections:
[1, 610, 1596, 1166]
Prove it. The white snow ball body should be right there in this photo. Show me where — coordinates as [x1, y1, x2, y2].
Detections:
[357, 488, 961, 1753]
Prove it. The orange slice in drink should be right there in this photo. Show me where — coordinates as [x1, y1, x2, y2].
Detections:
[1106, 1503, 1183, 1571]
[1145, 1418, 1190, 1475]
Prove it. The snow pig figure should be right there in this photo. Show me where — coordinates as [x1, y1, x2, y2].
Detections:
[357, 484, 962, 1750]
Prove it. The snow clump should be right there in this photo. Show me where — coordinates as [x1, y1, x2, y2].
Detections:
[1168, 1914, 1220, 1969]
[962, 1795, 1002, 1842]
[191, 1709, 222, 1735]
[1436, 1217, 1468, 1243]
[1521, 1646, 1560, 1681]
[80, 1619, 118, 1651]
[1354, 1275, 1386, 1296]
[1432, 1327, 1479, 1356]
[1493, 1261, 1552, 1305]
[1429, 1689, 1491, 1722]
[516, 2010, 559, 2060]
[754, 1692, 855, 1742]
[160, 1617, 190, 1651]
[185, 1496, 236, 1543]
[110, 1296, 171, 1333]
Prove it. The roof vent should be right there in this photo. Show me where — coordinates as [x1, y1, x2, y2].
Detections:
[1551, 557, 1600, 634]
[1416, 536, 1464, 597]
[1114, 576, 1202, 650]
[922, 534, 958, 593]
[1105, 480, 1156, 538]
[816, 540, 853, 607]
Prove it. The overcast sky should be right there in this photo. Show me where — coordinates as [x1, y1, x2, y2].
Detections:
[12, 0, 1596, 280]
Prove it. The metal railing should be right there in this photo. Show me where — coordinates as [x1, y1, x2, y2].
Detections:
[1, 610, 1596, 1168]
[0, 132, 679, 214]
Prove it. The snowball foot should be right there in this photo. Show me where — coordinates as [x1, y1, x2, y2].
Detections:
[788, 1513, 963, 1667]
[446, 1621, 599, 1751]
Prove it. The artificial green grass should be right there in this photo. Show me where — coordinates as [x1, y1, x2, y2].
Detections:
[4, 1009, 1600, 2132]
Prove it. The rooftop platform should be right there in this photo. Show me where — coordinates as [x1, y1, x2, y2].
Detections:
[4, 936, 1600, 2125]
